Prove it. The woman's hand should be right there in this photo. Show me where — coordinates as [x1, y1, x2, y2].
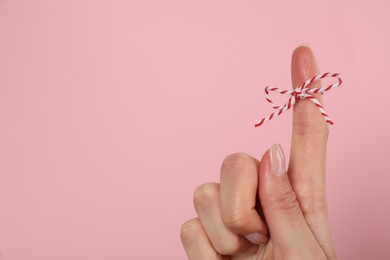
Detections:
[180, 45, 337, 260]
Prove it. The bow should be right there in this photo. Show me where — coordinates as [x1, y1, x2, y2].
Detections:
[255, 72, 343, 127]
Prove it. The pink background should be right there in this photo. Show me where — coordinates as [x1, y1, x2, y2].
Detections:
[0, 0, 389, 259]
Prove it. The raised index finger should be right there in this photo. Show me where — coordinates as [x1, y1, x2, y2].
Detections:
[288, 45, 336, 259]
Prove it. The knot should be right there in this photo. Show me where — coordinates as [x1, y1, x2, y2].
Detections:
[293, 86, 311, 100]
[293, 88, 303, 99]
[254, 72, 343, 127]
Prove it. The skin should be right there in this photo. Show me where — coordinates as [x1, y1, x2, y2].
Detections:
[180, 45, 337, 260]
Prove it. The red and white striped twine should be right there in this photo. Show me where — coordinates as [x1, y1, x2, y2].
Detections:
[254, 72, 343, 127]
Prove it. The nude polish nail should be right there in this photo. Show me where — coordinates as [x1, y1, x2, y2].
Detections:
[269, 144, 286, 176]
[245, 232, 267, 244]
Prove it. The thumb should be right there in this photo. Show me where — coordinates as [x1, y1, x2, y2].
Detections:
[258, 144, 318, 250]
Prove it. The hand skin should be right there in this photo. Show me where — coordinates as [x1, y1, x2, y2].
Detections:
[180, 45, 337, 260]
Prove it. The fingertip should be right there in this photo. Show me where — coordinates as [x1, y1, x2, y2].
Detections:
[291, 44, 320, 88]
[298, 42, 311, 47]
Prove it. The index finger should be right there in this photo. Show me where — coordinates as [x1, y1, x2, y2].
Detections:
[288, 45, 336, 259]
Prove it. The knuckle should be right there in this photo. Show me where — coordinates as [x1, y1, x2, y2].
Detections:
[180, 218, 202, 243]
[295, 187, 328, 215]
[214, 240, 241, 255]
[221, 152, 254, 173]
[301, 195, 328, 215]
[222, 209, 250, 231]
[293, 121, 329, 140]
[193, 183, 218, 211]
[270, 188, 299, 212]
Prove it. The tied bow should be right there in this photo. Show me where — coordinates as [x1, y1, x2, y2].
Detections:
[255, 72, 343, 127]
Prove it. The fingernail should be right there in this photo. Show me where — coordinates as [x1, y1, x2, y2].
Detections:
[245, 232, 267, 244]
[269, 144, 286, 176]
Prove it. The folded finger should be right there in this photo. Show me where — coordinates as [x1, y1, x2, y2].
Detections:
[194, 182, 256, 255]
[180, 218, 224, 260]
[220, 153, 268, 240]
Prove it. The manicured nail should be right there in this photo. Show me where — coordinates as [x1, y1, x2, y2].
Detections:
[245, 232, 267, 244]
[269, 144, 286, 176]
